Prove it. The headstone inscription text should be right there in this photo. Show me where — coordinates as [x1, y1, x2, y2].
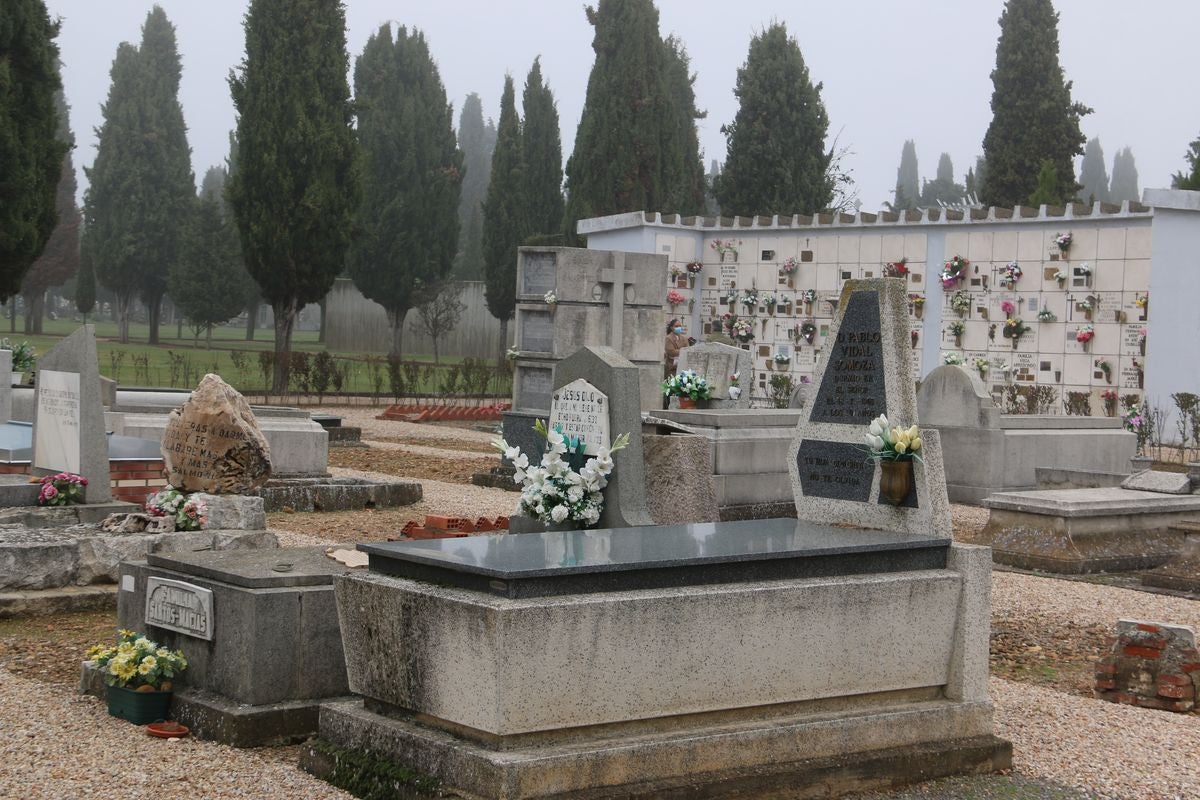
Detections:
[161, 417, 249, 487]
[34, 369, 81, 472]
[521, 251, 557, 295]
[795, 440, 873, 502]
[520, 311, 555, 353]
[517, 366, 553, 411]
[145, 577, 214, 640]
[809, 292, 887, 424]
[548, 379, 610, 455]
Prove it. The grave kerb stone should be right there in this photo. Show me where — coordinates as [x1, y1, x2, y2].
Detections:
[787, 279, 951, 538]
[30, 325, 111, 502]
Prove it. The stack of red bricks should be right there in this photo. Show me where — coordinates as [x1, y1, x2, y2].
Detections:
[376, 402, 510, 423]
[391, 514, 510, 540]
[1093, 619, 1199, 713]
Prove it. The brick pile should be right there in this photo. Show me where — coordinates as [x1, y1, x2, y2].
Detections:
[390, 514, 509, 540]
[1093, 619, 1199, 712]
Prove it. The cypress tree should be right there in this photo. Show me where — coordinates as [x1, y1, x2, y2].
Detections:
[1027, 159, 1063, 206]
[0, 0, 67, 301]
[75, 239, 96, 318]
[1171, 136, 1200, 191]
[892, 140, 919, 211]
[658, 36, 706, 216]
[21, 87, 78, 334]
[1078, 138, 1110, 204]
[715, 22, 832, 217]
[1109, 147, 1140, 204]
[981, 0, 1090, 207]
[136, 6, 193, 345]
[169, 167, 254, 348]
[920, 153, 967, 207]
[347, 24, 461, 359]
[229, 0, 360, 391]
[521, 58, 565, 239]
[563, 0, 702, 232]
[481, 75, 523, 359]
[454, 93, 495, 279]
[81, 43, 143, 342]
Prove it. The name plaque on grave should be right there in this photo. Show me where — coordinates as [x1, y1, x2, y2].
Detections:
[548, 379, 610, 455]
[521, 251, 557, 296]
[34, 369, 81, 472]
[516, 366, 553, 412]
[145, 577, 214, 640]
[809, 292, 886, 424]
[520, 311, 555, 354]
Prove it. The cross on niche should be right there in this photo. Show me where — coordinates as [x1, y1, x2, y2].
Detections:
[598, 253, 634, 351]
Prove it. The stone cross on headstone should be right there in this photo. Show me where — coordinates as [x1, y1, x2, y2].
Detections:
[786, 279, 950, 537]
[596, 252, 634, 351]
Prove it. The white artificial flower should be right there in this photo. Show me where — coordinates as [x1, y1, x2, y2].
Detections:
[546, 428, 566, 453]
[504, 445, 521, 461]
[567, 486, 584, 503]
[550, 504, 569, 523]
[583, 507, 600, 525]
[513, 452, 529, 470]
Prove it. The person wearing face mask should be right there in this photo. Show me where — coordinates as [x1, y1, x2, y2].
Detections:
[664, 318, 688, 379]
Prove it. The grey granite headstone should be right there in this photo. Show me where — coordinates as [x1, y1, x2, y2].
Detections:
[31, 325, 111, 502]
[511, 346, 653, 533]
[1120, 470, 1193, 495]
[0, 350, 11, 423]
[916, 365, 1000, 430]
[786, 280, 950, 538]
[676, 341, 753, 409]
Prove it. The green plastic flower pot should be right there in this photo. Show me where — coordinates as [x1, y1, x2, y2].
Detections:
[105, 684, 172, 725]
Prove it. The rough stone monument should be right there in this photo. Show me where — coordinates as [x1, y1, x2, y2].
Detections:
[162, 374, 272, 493]
[674, 340, 752, 409]
[30, 326, 111, 503]
[788, 279, 951, 538]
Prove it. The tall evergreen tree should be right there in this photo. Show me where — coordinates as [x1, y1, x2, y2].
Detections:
[892, 140, 919, 211]
[346, 24, 461, 359]
[980, 0, 1090, 207]
[715, 22, 832, 217]
[453, 93, 495, 279]
[21, 87, 78, 334]
[136, 6, 193, 345]
[170, 167, 254, 348]
[1078, 137, 1110, 204]
[81, 43, 143, 342]
[229, 0, 360, 391]
[521, 58, 565, 240]
[658, 36, 706, 216]
[481, 75, 523, 359]
[75, 236, 96, 317]
[920, 153, 967, 207]
[0, 0, 67, 302]
[1109, 147, 1140, 204]
[1171, 135, 1200, 191]
[1028, 159, 1064, 206]
[563, 0, 703, 233]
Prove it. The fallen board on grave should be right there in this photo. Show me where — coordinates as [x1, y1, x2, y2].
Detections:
[786, 279, 951, 537]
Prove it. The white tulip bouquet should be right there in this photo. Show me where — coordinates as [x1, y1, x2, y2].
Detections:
[863, 414, 923, 463]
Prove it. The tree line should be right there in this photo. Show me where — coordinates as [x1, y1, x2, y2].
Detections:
[6, 0, 1200, 393]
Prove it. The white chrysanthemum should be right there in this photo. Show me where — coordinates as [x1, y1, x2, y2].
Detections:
[567, 486, 584, 503]
[550, 504, 569, 523]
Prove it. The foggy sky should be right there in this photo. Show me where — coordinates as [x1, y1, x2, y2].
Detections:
[44, 0, 1200, 214]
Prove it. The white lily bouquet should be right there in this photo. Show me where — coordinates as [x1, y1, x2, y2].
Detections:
[493, 420, 631, 526]
[863, 414, 923, 462]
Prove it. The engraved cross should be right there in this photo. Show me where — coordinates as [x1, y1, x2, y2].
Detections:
[598, 253, 634, 351]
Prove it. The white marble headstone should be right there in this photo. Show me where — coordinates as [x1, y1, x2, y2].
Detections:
[33, 369, 81, 473]
[548, 378, 610, 455]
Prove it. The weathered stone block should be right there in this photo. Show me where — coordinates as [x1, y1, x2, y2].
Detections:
[162, 375, 272, 493]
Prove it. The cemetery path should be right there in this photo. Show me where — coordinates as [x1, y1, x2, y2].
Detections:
[321, 405, 497, 444]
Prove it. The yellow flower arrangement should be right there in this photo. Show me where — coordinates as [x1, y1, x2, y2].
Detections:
[86, 631, 187, 690]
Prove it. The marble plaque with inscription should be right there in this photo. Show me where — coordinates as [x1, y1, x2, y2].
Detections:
[520, 251, 557, 296]
[516, 366, 553, 412]
[519, 311, 555, 354]
[33, 369, 81, 472]
[809, 292, 887, 424]
[548, 379, 610, 455]
[145, 577, 214, 640]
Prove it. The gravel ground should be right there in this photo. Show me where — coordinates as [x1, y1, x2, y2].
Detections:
[325, 405, 497, 444]
[0, 668, 351, 800]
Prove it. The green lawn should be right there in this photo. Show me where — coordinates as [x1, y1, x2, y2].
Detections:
[4, 316, 511, 397]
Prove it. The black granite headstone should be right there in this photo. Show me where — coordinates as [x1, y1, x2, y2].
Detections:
[795, 440, 873, 502]
[809, 292, 887, 425]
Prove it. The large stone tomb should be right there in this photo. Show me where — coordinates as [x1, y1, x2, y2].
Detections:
[306, 525, 1009, 799]
[111, 547, 356, 746]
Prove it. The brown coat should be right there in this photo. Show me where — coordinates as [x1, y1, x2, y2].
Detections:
[664, 332, 688, 374]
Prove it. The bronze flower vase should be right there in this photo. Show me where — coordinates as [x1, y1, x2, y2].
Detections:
[879, 460, 913, 506]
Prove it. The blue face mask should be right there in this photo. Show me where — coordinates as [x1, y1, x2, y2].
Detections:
[673, 327, 683, 334]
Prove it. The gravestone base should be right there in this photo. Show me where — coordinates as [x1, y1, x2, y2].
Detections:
[972, 488, 1200, 573]
[113, 547, 359, 746]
